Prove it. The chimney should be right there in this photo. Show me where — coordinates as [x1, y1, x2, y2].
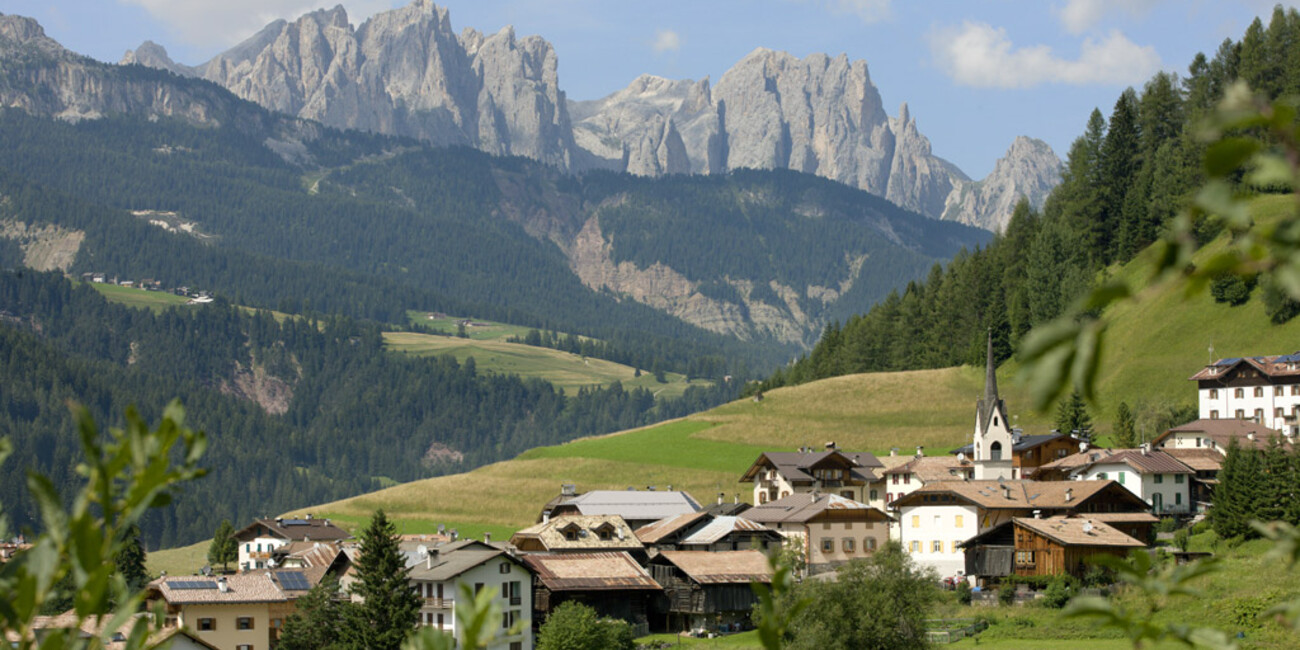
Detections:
[1140, 442, 1150, 455]
[1079, 441, 1089, 454]
[667, 485, 673, 492]
[890, 447, 898, 457]
[218, 577, 228, 593]
[1248, 432, 1257, 441]
[275, 518, 283, 526]
[734, 494, 739, 504]
[1065, 488, 1073, 503]
[305, 513, 313, 520]
[718, 492, 725, 506]
[1001, 484, 1011, 500]
[484, 532, 492, 543]
[825, 441, 837, 451]
[915, 445, 924, 458]
[1033, 509, 1042, 519]
[450, 529, 458, 542]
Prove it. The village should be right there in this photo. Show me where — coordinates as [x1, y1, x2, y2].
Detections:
[52, 340, 1288, 650]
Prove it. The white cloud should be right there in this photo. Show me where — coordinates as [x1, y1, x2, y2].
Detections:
[1057, 0, 1162, 35]
[116, 0, 393, 49]
[827, 0, 892, 24]
[930, 21, 1161, 89]
[652, 29, 682, 54]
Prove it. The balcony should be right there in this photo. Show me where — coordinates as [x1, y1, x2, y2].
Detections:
[424, 598, 453, 609]
[509, 596, 521, 606]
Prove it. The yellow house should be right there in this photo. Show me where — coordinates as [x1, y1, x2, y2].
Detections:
[148, 571, 314, 650]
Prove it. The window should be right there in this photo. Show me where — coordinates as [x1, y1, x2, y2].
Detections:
[909, 541, 920, 553]
[1211, 410, 1219, 420]
[886, 493, 893, 504]
[1176, 493, 1183, 505]
[821, 538, 834, 553]
[198, 619, 215, 631]
[506, 580, 522, 606]
[892, 474, 899, 485]
[1154, 474, 1162, 484]
[502, 610, 520, 629]
[1119, 472, 1126, 485]
[1209, 389, 1219, 399]
[990, 441, 1003, 461]
[1236, 409, 1245, 419]
[1015, 550, 1035, 567]
[437, 614, 444, 629]
[1175, 474, 1185, 484]
[823, 522, 832, 530]
[904, 474, 911, 485]
[237, 617, 254, 630]
[843, 538, 855, 552]
[955, 515, 964, 528]
[1277, 386, 1285, 396]
[237, 646, 252, 650]
[1097, 472, 1108, 480]
[865, 537, 877, 551]
[1255, 387, 1265, 398]
[1279, 407, 1287, 419]
[1236, 388, 1245, 398]
[511, 643, 523, 650]
[911, 515, 920, 529]
[1058, 448, 1069, 458]
[1256, 408, 1265, 421]
[932, 540, 943, 553]
[1293, 385, 1300, 396]
[474, 582, 484, 596]
[869, 489, 878, 501]
[759, 492, 768, 504]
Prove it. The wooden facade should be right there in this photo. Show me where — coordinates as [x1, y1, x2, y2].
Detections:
[1009, 527, 1132, 578]
[963, 517, 1145, 580]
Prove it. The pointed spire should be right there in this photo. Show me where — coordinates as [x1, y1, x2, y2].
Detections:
[984, 328, 998, 405]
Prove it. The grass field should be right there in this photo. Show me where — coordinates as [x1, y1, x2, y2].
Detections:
[407, 311, 536, 341]
[384, 331, 709, 398]
[90, 283, 191, 311]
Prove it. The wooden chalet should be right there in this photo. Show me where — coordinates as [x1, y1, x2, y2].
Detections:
[521, 552, 662, 636]
[962, 516, 1145, 580]
[648, 551, 772, 633]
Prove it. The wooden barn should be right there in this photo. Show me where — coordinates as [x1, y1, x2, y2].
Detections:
[648, 550, 772, 634]
[521, 552, 662, 635]
[962, 516, 1146, 580]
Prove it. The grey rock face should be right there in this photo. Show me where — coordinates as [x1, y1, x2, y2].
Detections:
[123, 1, 575, 166]
[941, 136, 1062, 232]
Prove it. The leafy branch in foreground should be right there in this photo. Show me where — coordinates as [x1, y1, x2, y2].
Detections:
[0, 400, 207, 650]
[1019, 80, 1300, 410]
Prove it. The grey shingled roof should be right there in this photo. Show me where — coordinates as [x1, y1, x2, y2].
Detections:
[555, 490, 702, 520]
[407, 540, 517, 582]
[740, 493, 890, 525]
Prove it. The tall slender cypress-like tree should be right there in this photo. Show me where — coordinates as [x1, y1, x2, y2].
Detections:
[343, 510, 421, 650]
[1113, 402, 1137, 448]
[114, 524, 149, 592]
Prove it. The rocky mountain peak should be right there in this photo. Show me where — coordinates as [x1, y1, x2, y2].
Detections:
[941, 136, 1061, 231]
[0, 13, 70, 60]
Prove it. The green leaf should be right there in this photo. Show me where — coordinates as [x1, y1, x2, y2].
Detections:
[1205, 137, 1260, 177]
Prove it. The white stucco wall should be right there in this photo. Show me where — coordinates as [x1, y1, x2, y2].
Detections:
[413, 558, 533, 650]
[1199, 384, 1300, 430]
[897, 504, 979, 579]
[1079, 463, 1189, 515]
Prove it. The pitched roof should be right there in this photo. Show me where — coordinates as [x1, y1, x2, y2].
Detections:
[1040, 448, 1192, 475]
[509, 515, 642, 551]
[635, 512, 710, 545]
[151, 573, 290, 604]
[407, 540, 518, 582]
[1088, 512, 1161, 524]
[1162, 448, 1225, 472]
[234, 517, 351, 543]
[680, 516, 778, 546]
[1013, 516, 1146, 548]
[739, 450, 883, 484]
[1154, 419, 1287, 450]
[892, 479, 1147, 512]
[656, 550, 773, 584]
[522, 552, 661, 591]
[950, 433, 1079, 456]
[740, 493, 891, 525]
[881, 455, 973, 482]
[1189, 353, 1300, 381]
[551, 490, 702, 521]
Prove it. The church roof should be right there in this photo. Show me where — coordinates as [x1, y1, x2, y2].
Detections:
[976, 332, 1009, 435]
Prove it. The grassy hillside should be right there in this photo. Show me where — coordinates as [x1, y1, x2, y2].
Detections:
[90, 283, 190, 310]
[384, 331, 708, 398]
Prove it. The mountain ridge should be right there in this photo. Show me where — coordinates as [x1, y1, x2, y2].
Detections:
[118, 2, 1059, 231]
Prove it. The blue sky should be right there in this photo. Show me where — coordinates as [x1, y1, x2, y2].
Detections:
[0, 0, 1290, 178]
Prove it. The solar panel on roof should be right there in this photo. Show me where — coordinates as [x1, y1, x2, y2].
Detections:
[282, 519, 312, 526]
[170, 580, 218, 590]
[277, 571, 311, 591]
[1215, 358, 1241, 366]
[1278, 353, 1300, 363]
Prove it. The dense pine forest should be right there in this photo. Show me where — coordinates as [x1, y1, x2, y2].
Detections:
[752, 7, 1300, 393]
[0, 270, 734, 547]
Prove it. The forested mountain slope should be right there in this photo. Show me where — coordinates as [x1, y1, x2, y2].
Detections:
[757, 7, 1300, 391]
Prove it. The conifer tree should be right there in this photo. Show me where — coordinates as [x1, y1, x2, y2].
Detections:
[1055, 390, 1092, 438]
[343, 509, 421, 650]
[1113, 402, 1137, 448]
[114, 524, 149, 593]
[207, 519, 238, 573]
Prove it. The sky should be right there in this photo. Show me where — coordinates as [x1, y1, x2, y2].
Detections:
[0, 0, 1291, 178]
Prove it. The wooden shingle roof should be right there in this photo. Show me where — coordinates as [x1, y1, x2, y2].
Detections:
[656, 550, 773, 584]
[522, 552, 661, 591]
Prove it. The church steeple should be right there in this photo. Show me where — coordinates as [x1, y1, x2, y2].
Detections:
[983, 330, 999, 407]
[976, 330, 1007, 435]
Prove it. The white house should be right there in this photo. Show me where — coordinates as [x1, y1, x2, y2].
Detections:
[1190, 353, 1300, 433]
[892, 479, 1151, 580]
[232, 516, 350, 572]
[1037, 447, 1194, 515]
[740, 493, 892, 575]
[738, 448, 884, 506]
[407, 539, 533, 650]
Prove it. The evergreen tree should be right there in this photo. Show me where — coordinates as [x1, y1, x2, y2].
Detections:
[207, 519, 238, 573]
[343, 510, 421, 650]
[279, 575, 350, 650]
[1055, 390, 1092, 438]
[1095, 88, 1141, 264]
[114, 524, 149, 593]
[1113, 402, 1137, 448]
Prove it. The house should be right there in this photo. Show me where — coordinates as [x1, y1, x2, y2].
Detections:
[407, 539, 533, 650]
[647, 551, 772, 633]
[509, 515, 644, 557]
[738, 446, 883, 506]
[12, 612, 220, 650]
[879, 454, 974, 510]
[522, 552, 662, 636]
[546, 489, 703, 529]
[1161, 448, 1226, 510]
[635, 512, 712, 554]
[634, 513, 782, 556]
[1190, 353, 1300, 432]
[739, 493, 892, 575]
[147, 571, 322, 650]
[962, 516, 1146, 581]
[1153, 418, 1286, 453]
[891, 479, 1151, 579]
[232, 515, 350, 572]
[1035, 446, 1195, 515]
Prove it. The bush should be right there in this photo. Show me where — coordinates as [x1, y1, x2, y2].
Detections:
[999, 584, 1016, 606]
[537, 601, 635, 650]
[1210, 272, 1256, 305]
[1191, 519, 1212, 535]
[1156, 517, 1179, 534]
[1173, 529, 1190, 552]
[956, 580, 972, 606]
[1040, 575, 1078, 609]
[1262, 275, 1300, 324]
